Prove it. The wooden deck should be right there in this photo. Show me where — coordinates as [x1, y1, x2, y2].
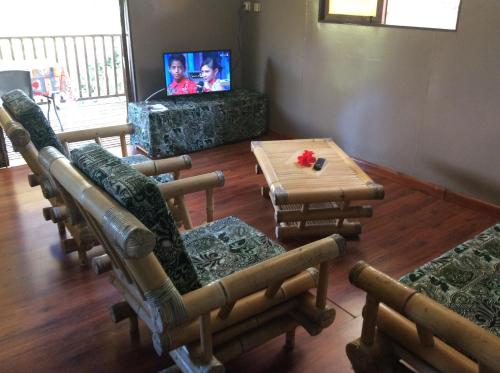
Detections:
[0, 135, 497, 372]
[6, 96, 127, 165]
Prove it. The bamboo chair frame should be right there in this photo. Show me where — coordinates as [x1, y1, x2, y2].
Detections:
[346, 261, 500, 373]
[40, 146, 346, 372]
[0, 106, 192, 265]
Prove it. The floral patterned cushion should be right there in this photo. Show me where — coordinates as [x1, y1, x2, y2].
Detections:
[1, 89, 65, 154]
[400, 224, 500, 337]
[71, 143, 200, 294]
[182, 216, 286, 286]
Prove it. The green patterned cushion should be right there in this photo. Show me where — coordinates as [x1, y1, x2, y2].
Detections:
[1, 89, 65, 154]
[400, 224, 500, 336]
[71, 143, 200, 294]
[72, 144, 288, 293]
[182, 216, 286, 285]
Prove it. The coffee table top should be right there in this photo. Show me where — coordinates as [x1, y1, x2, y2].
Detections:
[251, 138, 384, 204]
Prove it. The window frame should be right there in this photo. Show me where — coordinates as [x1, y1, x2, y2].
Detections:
[319, 0, 462, 32]
[320, 0, 386, 26]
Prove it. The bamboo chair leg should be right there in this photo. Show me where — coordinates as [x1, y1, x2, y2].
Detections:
[206, 189, 214, 223]
[298, 204, 309, 230]
[77, 248, 89, 267]
[166, 198, 183, 227]
[61, 238, 78, 254]
[200, 313, 213, 363]
[176, 195, 193, 229]
[57, 221, 66, 237]
[346, 337, 387, 373]
[62, 141, 71, 157]
[316, 261, 329, 309]
[337, 201, 350, 228]
[110, 301, 140, 339]
[120, 133, 128, 156]
[129, 313, 139, 340]
[42, 207, 52, 221]
[284, 328, 296, 351]
[260, 185, 270, 199]
[360, 294, 379, 347]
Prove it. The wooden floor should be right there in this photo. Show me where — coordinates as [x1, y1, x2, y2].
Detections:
[0, 136, 497, 372]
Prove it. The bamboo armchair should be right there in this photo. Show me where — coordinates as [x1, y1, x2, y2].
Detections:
[346, 262, 500, 373]
[0, 90, 192, 265]
[39, 145, 346, 372]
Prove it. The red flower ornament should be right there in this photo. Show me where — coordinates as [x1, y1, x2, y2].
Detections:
[297, 150, 316, 167]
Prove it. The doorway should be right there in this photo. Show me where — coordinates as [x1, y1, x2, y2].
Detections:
[0, 0, 129, 166]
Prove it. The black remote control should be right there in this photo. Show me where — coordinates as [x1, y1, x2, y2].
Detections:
[313, 158, 326, 171]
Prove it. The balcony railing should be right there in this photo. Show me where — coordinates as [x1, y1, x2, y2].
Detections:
[0, 34, 126, 100]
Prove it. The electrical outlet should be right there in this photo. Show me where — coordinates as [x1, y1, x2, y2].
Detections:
[242, 1, 252, 12]
[253, 2, 262, 12]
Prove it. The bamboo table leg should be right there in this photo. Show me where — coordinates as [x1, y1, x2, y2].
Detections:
[298, 204, 309, 230]
[337, 200, 350, 228]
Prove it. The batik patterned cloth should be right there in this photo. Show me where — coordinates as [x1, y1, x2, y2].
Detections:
[182, 216, 285, 286]
[129, 89, 267, 158]
[1, 89, 65, 154]
[71, 143, 200, 294]
[72, 144, 287, 294]
[400, 224, 500, 336]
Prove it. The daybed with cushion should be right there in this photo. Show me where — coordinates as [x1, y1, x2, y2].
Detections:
[346, 224, 500, 372]
[39, 144, 345, 372]
[0, 89, 192, 265]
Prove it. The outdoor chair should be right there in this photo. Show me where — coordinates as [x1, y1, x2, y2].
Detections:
[0, 89, 192, 265]
[39, 144, 346, 372]
[346, 260, 500, 373]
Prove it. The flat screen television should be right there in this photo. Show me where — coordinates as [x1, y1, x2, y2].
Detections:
[163, 49, 231, 96]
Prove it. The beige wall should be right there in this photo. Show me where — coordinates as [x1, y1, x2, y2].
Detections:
[127, 0, 242, 100]
[242, 0, 500, 204]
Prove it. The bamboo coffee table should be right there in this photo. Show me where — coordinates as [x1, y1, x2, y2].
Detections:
[251, 138, 384, 239]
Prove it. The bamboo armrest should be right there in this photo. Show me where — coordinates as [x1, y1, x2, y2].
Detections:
[180, 234, 346, 320]
[131, 155, 192, 177]
[349, 261, 500, 370]
[157, 171, 225, 199]
[0, 107, 31, 149]
[56, 123, 133, 143]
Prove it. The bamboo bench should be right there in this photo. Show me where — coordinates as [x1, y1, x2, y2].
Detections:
[346, 224, 500, 373]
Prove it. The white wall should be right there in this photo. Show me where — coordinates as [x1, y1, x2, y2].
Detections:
[242, 0, 500, 204]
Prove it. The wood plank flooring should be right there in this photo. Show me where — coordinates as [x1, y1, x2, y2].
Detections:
[0, 136, 497, 372]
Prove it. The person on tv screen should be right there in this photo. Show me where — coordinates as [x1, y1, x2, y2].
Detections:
[200, 57, 226, 92]
[167, 54, 197, 95]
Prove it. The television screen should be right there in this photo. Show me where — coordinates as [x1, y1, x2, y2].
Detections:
[163, 49, 231, 96]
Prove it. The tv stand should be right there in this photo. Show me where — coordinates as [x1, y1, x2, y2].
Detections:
[129, 89, 267, 158]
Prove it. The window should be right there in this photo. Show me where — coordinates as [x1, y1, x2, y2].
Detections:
[320, 0, 462, 31]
